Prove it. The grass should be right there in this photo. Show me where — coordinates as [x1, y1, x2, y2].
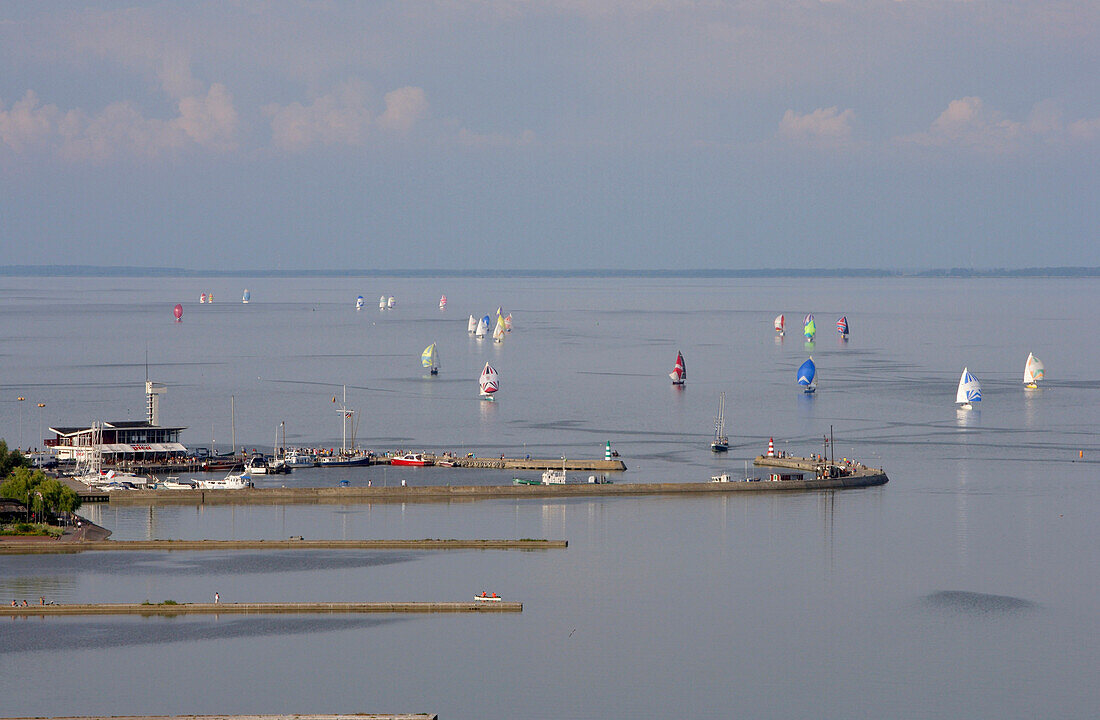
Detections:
[0, 522, 63, 537]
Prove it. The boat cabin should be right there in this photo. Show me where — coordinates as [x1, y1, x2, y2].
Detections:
[46, 421, 188, 463]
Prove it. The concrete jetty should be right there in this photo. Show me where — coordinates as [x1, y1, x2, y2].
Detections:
[0, 601, 521, 616]
[103, 475, 887, 507]
[0, 538, 567, 555]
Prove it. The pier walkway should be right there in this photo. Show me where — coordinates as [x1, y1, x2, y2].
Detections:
[0, 538, 566, 554]
[0, 601, 521, 616]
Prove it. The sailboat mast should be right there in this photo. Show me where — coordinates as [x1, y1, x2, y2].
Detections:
[231, 395, 236, 456]
[341, 385, 347, 453]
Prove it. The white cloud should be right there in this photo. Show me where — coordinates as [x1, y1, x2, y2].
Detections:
[1, 85, 239, 161]
[377, 87, 429, 133]
[265, 82, 428, 151]
[900, 97, 1100, 152]
[777, 106, 855, 147]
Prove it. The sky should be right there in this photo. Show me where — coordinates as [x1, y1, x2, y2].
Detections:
[1, 1, 1098, 271]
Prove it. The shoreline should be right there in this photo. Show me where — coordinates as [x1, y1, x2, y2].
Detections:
[0, 538, 567, 554]
[0, 601, 522, 616]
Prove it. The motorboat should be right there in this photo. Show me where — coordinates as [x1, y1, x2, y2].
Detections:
[199, 471, 252, 490]
[284, 450, 315, 468]
[159, 476, 198, 490]
[390, 453, 431, 467]
[244, 454, 270, 475]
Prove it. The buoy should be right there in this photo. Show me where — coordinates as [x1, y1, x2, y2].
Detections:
[1080, 450, 1084, 459]
[767, 438, 775, 457]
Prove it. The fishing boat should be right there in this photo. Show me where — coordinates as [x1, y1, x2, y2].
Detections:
[797, 357, 817, 393]
[479, 362, 499, 399]
[803, 314, 815, 342]
[387, 296, 396, 309]
[475, 315, 489, 339]
[242, 289, 250, 304]
[467, 315, 478, 334]
[439, 294, 447, 310]
[504, 313, 512, 332]
[493, 315, 506, 343]
[1023, 352, 1045, 389]
[474, 592, 502, 602]
[390, 452, 431, 467]
[836, 316, 848, 338]
[711, 392, 729, 452]
[956, 367, 981, 409]
[356, 295, 364, 310]
[422, 343, 439, 375]
[774, 314, 784, 336]
[669, 351, 686, 386]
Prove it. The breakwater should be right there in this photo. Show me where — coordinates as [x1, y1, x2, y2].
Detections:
[3, 716, 435, 720]
[0, 601, 522, 616]
[105, 474, 887, 507]
[0, 538, 567, 555]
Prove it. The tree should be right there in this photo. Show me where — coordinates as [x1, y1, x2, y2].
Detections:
[0, 439, 29, 480]
[0, 466, 81, 518]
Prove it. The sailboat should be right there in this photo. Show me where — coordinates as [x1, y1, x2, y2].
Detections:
[379, 295, 387, 310]
[493, 315, 506, 343]
[242, 289, 250, 304]
[439, 294, 447, 310]
[387, 296, 396, 309]
[200, 292, 206, 304]
[803, 314, 815, 341]
[711, 392, 729, 452]
[774, 314, 784, 336]
[956, 367, 981, 409]
[669, 351, 686, 386]
[797, 357, 816, 393]
[836, 316, 848, 338]
[467, 314, 478, 334]
[422, 343, 439, 375]
[479, 362, 499, 399]
[1023, 352, 1045, 389]
[504, 314, 512, 332]
[317, 386, 370, 466]
[475, 315, 489, 339]
[355, 295, 364, 310]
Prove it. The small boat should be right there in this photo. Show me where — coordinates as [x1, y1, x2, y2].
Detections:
[711, 392, 729, 452]
[669, 350, 686, 386]
[199, 471, 252, 490]
[284, 450, 315, 468]
[803, 314, 815, 341]
[512, 477, 539, 485]
[479, 362, 499, 399]
[774, 314, 784, 336]
[356, 295, 364, 310]
[474, 592, 502, 602]
[242, 289, 250, 304]
[493, 315, 506, 343]
[207, 292, 213, 303]
[711, 473, 732, 483]
[316, 452, 371, 467]
[387, 296, 396, 309]
[439, 294, 447, 310]
[475, 315, 489, 339]
[200, 293, 206, 304]
[1023, 352, 1045, 389]
[956, 367, 982, 409]
[467, 315, 477, 334]
[379, 295, 387, 310]
[390, 452, 431, 467]
[541, 467, 566, 484]
[422, 343, 439, 375]
[836, 316, 848, 338]
[504, 313, 512, 332]
[159, 476, 198, 490]
[244, 454, 270, 475]
[797, 357, 817, 393]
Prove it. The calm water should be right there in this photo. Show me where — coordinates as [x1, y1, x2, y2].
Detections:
[1, 277, 1098, 719]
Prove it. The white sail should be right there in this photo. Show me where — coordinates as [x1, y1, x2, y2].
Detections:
[956, 367, 982, 405]
[475, 316, 488, 338]
[493, 315, 505, 342]
[355, 296, 364, 310]
[467, 315, 477, 333]
[379, 296, 386, 309]
[388, 296, 396, 308]
[774, 314, 784, 333]
[439, 294, 447, 309]
[1023, 352, 1045, 386]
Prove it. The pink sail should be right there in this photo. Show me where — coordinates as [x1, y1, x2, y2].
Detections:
[173, 304, 183, 322]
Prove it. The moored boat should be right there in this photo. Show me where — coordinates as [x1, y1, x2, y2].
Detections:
[390, 452, 431, 467]
[711, 392, 729, 452]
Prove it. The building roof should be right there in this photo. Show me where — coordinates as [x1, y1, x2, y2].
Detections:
[49, 421, 187, 437]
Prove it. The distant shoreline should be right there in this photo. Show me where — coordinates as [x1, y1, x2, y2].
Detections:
[3, 265, 1099, 279]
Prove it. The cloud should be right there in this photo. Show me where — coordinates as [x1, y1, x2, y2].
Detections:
[265, 82, 428, 151]
[777, 106, 855, 147]
[1, 85, 239, 161]
[377, 87, 429, 133]
[900, 97, 1100, 152]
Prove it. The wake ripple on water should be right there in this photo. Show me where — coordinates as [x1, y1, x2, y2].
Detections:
[923, 590, 1039, 614]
